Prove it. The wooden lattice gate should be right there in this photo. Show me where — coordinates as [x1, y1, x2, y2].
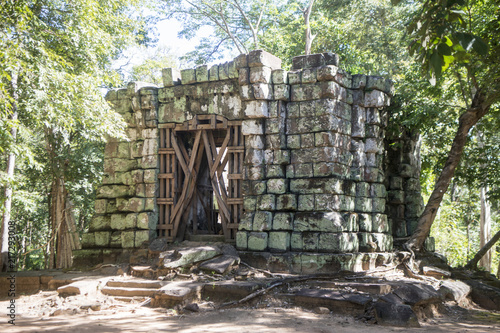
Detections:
[157, 115, 244, 242]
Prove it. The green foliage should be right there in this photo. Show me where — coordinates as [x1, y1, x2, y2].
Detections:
[129, 46, 178, 85]
[161, 0, 281, 64]
[0, 0, 157, 270]
[429, 182, 500, 270]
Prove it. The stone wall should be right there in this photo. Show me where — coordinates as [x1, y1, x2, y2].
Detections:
[75, 50, 425, 271]
[384, 128, 427, 248]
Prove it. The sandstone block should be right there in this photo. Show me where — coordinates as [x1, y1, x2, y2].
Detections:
[135, 230, 149, 248]
[121, 231, 135, 248]
[372, 213, 390, 233]
[269, 232, 290, 252]
[358, 214, 372, 232]
[242, 119, 264, 135]
[291, 232, 303, 250]
[95, 231, 111, 246]
[298, 194, 315, 211]
[239, 212, 254, 231]
[209, 65, 219, 81]
[195, 65, 209, 82]
[258, 194, 276, 211]
[252, 83, 273, 100]
[318, 232, 359, 253]
[248, 232, 268, 251]
[317, 65, 338, 81]
[111, 213, 137, 230]
[266, 165, 285, 178]
[253, 211, 273, 231]
[95, 199, 107, 214]
[162, 68, 181, 87]
[267, 178, 287, 194]
[180, 68, 196, 84]
[249, 66, 272, 83]
[89, 215, 111, 231]
[276, 194, 297, 210]
[303, 232, 319, 251]
[272, 69, 288, 84]
[273, 84, 290, 100]
[314, 193, 340, 211]
[352, 74, 367, 89]
[364, 90, 389, 107]
[81, 233, 96, 247]
[236, 231, 248, 250]
[294, 212, 344, 232]
[301, 68, 317, 83]
[248, 50, 282, 69]
[273, 212, 293, 230]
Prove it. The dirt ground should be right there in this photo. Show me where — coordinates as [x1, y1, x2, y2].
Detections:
[2, 292, 500, 333]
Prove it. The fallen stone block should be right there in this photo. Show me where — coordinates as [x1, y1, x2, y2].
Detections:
[202, 280, 263, 303]
[392, 283, 442, 306]
[294, 289, 371, 316]
[439, 279, 471, 303]
[199, 255, 239, 274]
[374, 298, 420, 327]
[423, 266, 451, 279]
[152, 281, 203, 308]
[466, 280, 500, 311]
[162, 246, 222, 268]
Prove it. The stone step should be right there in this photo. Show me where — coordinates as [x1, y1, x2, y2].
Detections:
[202, 280, 264, 303]
[151, 281, 203, 308]
[106, 279, 164, 289]
[101, 287, 158, 297]
[113, 296, 148, 303]
[293, 289, 372, 316]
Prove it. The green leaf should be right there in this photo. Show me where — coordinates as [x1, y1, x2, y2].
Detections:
[455, 32, 474, 51]
[430, 51, 444, 76]
[472, 37, 489, 55]
[438, 43, 452, 55]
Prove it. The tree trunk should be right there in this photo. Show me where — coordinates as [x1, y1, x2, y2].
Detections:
[51, 177, 79, 268]
[497, 258, 500, 279]
[479, 186, 491, 271]
[405, 91, 490, 252]
[0, 72, 18, 272]
[465, 230, 500, 270]
[303, 0, 315, 55]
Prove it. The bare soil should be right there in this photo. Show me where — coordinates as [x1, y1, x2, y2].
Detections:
[2, 290, 500, 332]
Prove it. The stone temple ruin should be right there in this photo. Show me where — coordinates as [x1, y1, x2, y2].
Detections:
[73, 50, 426, 273]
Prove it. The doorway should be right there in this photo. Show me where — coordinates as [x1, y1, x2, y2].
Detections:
[157, 115, 244, 242]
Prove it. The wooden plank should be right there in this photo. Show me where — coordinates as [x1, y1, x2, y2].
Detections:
[202, 131, 230, 228]
[170, 133, 189, 176]
[158, 123, 176, 129]
[210, 128, 231, 178]
[226, 198, 243, 205]
[158, 173, 175, 179]
[171, 131, 204, 238]
[227, 147, 244, 153]
[177, 135, 190, 165]
[158, 148, 175, 154]
[157, 198, 174, 205]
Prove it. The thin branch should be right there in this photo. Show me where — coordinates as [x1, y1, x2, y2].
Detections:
[205, 37, 230, 63]
[191, 0, 244, 54]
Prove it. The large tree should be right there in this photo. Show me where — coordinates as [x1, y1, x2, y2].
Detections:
[400, 0, 500, 252]
[0, 0, 154, 270]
